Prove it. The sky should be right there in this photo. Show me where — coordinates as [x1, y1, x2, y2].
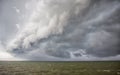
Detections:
[0, 0, 120, 61]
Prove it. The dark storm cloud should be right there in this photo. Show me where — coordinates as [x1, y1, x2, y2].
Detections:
[0, 0, 120, 60]
[8, 0, 90, 59]
[42, 0, 120, 58]
[83, 0, 120, 57]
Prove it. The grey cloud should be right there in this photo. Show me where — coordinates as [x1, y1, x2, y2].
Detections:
[8, 0, 90, 57]
[1, 0, 120, 60]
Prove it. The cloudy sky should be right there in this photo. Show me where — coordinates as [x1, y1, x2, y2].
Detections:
[0, 0, 120, 61]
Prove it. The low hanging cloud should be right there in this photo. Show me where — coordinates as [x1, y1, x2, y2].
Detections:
[0, 0, 120, 60]
[7, 0, 90, 59]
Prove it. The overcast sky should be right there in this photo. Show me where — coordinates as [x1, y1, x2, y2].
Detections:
[0, 0, 120, 61]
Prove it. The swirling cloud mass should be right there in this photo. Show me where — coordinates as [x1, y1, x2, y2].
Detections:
[0, 0, 120, 61]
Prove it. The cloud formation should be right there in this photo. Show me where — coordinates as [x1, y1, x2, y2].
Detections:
[0, 0, 120, 60]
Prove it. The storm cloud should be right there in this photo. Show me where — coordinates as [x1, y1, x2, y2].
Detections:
[0, 0, 120, 61]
